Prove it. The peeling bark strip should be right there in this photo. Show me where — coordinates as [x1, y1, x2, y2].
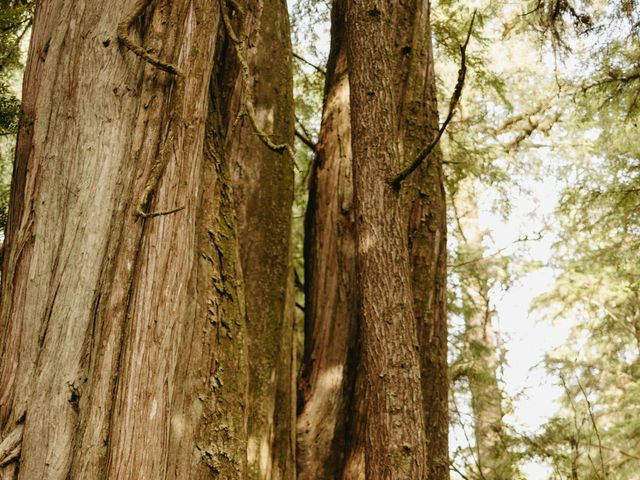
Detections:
[0, 0, 287, 477]
[0, 424, 23, 468]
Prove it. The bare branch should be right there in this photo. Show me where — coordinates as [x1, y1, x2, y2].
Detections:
[138, 206, 186, 219]
[450, 462, 471, 480]
[117, 0, 182, 76]
[576, 378, 607, 479]
[136, 128, 185, 218]
[221, 0, 297, 167]
[293, 52, 327, 76]
[389, 10, 476, 190]
[296, 129, 317, 152]
[448, 231, 543, 269]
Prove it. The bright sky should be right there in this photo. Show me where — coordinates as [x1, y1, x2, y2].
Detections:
[483, 176, 568, 479]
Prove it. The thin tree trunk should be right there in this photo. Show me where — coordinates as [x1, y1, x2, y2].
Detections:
[456, 184, 514, 480]
[0, 0, 293, 477]
[219, 0, 296, 478]
[402, 3, 449, 478]
[296, 0, 358, 478]
[345, 1, 429, 477]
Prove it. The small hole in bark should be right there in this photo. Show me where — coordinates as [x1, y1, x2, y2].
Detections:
[401, 46, 412, 55]
[102, 38, 111, 47]
[68, 383, 81, 412]
[368, 6, 381, 17]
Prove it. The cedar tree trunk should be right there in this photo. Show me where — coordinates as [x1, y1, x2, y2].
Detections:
[0, 0, 294, 478]
[296, 0, 358, 478]
[299, 0, 449, 478]
[219, 0, 296, 478]
[402, 3, 449, 478]
[345, 1, 429, 477]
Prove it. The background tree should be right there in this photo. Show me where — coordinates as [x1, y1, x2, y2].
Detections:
[0, 0, 31, 238]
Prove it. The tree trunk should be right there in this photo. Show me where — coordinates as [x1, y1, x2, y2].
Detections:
[219, 0, 296, 478]
[298, 1, 448, 478]
[0, 0, 291, 477]
[296, 1, 358, 478]
[402, 3, 449, 479]
[345, 1, 432, 477]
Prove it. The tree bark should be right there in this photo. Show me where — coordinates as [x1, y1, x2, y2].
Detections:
[0, 0, 291, 477]
[345, 1, 431, 478]
[298, 1, 449, 478]
[219, 0, 296, 478]
[296, 1, 358, 478]
[402, 3, 449, 479]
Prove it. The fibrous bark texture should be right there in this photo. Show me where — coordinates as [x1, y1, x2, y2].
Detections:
[402, 3, 449, 478]
[220, 0, 296, 478]
[0, 0, 293, 478]
[345, 1, 431, 478]
[299, 1, 448, 478]
[297, 0, 358, 478]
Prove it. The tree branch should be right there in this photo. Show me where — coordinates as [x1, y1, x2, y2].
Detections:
[293, 52, 326, 76]
[389, 10, 476, 190]
[296, 129, 317, 152]
[136, 127, 186, 218]
[117, 0, 182, 76]
[576, 378, 607, 479]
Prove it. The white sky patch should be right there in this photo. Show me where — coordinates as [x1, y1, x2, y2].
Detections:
[478, 165, 570, 480]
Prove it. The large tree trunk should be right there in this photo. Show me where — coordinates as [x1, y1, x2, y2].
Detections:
[0, 0, 293, 478]
[296, 1, 358, 478]
[219, 0, 296, 478]
[298, 0, 448, 478]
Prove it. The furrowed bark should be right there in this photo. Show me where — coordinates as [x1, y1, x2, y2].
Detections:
[0, 1, 252, 478]
[297, 0, 358, 478]
[401, 3, 449, 479]
[299, 0, 448, 478]
[220, 0, 296, 478]
[345, 1, 428, 478]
